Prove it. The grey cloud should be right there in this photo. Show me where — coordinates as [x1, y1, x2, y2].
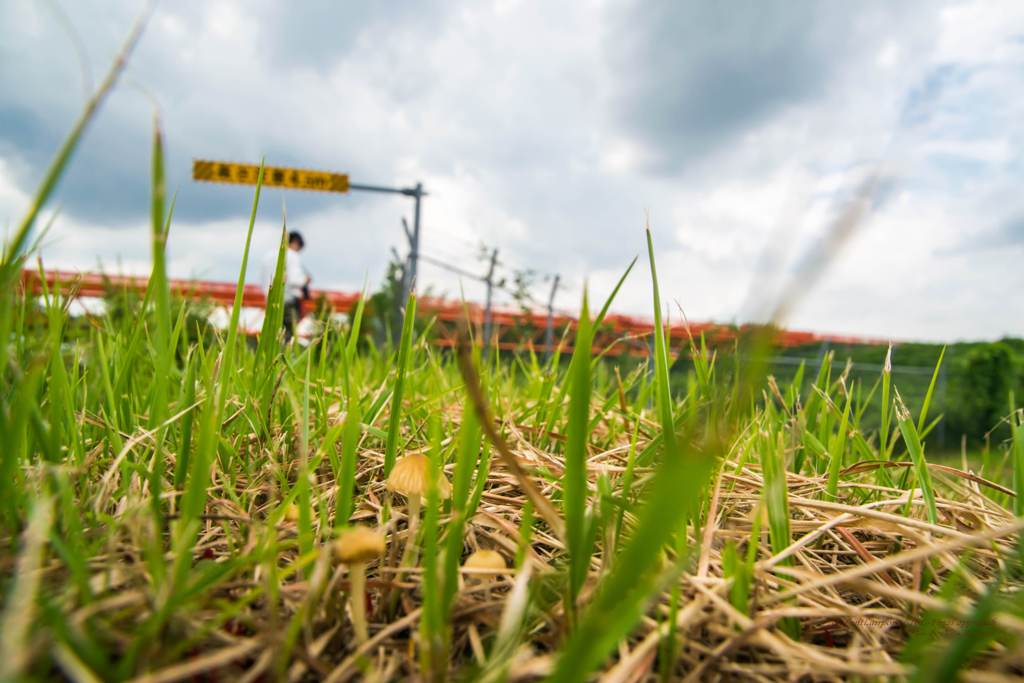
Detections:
[0, 104, 52, 171]
[257, 0, 453, 73]
[0, 89, 274, 226]
[0, 0, 424, 229]
[606, 0, 934, 173]
[899, 65, 961, 129]
[964, 215, 1024, 251]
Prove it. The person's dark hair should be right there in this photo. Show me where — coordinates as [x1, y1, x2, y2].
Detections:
[288, 231, 305, 249]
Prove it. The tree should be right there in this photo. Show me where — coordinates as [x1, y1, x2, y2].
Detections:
[958, 342, 1018, 441]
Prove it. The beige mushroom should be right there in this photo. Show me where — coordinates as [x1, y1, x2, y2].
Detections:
[464, 549, 507, 601]
[285, 504, 300, 523]
[386, 453, 451, 549]
[333, 527, 386, 644]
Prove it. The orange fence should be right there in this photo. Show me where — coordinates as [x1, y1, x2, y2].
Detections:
[20, 268, 361, 311]
[20, 269, 891, 357]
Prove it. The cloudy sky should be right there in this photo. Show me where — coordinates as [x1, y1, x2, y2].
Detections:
[2, 0, 1023, 341]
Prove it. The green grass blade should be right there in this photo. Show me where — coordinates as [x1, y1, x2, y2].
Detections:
[804, 352, 832, 430]
[1012, 411, 1024, 517]
[877, 344, 894, 488]
[335, 400, 362, 528]
[917, 346, 946, 433]
[296, 355, 314, 571]
[148, 117, 172, 429]
[384, 291, 417, 477]
[345, 278, 369, 365]
[443, 384, 483, 611]
[255, 225, 288, 376]
[895, 389, 939, 525]
[220, 160, 265, 404]
[646, 226, 679, 462]
[145, 117, 171, 588]
[763, 428, 799, 639]
[173, 348, 198, 488]
[825, 386, 852, 501]
[565, 289, 593, 607]
[44, 281, 70, 462]
[614, 419, 640, 554]
[550, 442, 716, 683]
[419, 415, 447, 680]
[592, 256, 637, 330]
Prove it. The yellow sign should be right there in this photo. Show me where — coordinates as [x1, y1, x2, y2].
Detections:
[192, 160, 350, 193]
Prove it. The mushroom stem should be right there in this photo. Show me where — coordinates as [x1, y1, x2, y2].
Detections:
[407, 493, 421, 548]
[468, 624, 486, 665]
[333, 527, 385, 642]
[391, 493, 422, 618]
[397, 493, 422, 575]
[349, 561, 368, 644]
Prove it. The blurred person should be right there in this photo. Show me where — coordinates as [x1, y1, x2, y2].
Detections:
[261, 230, 310, 343]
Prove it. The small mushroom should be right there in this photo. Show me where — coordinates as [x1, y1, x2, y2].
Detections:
[464, 549, 507, 601]
[386, 453, 451, 550]
[285, 505, 300, 523]
[333, 527, 386, 644]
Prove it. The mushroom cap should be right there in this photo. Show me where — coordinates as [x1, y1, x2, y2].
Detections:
[285, 505, 300, 522]
[385, 453, 452, 499]
[463, 549, 507, 572]
[333, 527, 386, 564]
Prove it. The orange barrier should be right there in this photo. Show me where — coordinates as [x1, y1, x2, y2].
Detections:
[20, 268, 360, 312]
[20, 269, 891, 356]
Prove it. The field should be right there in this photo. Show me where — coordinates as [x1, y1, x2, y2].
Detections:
[4, 29, 1024, 683]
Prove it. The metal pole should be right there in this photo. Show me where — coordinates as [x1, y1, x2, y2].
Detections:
[348, 183, 425, 197]
[390, 246, 407, 338]
[482, 248, 499, 359]
[409, 183, 423, 293]
[545, 274, 560, 361]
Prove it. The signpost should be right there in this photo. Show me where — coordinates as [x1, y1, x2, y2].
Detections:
[192, 160, 426, 302]
[193, 160, 350, 193]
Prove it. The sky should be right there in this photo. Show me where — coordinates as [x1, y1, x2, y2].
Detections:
[2, 0, 1023, 342]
